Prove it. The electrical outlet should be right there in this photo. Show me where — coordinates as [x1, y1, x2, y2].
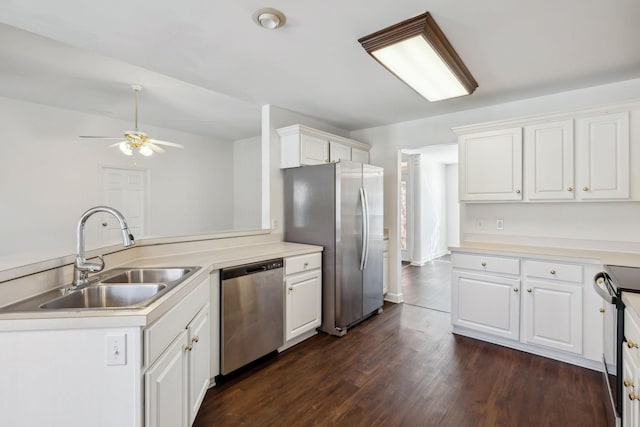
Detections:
[476, 218, 485, 230]
[106, 334, 127, 366]
[496, 219, 504, 230]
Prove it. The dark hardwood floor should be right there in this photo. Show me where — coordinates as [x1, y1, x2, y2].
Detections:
[402, 255, 452, 312]
[193, 302, 607, 427]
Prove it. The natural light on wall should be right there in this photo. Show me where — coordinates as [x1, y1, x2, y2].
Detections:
[359, 12, 478, 102]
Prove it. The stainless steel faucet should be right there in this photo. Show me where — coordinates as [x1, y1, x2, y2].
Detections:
[72, 206, 135, 289]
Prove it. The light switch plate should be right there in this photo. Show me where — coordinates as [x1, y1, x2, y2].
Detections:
[106, 334, 127, 366]
[496, 219, 504, 230]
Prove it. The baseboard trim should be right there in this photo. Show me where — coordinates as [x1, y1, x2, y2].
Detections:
[384, 292, 403, 303]
[410, 250, 450, 266]
[452, 326, 603, 372]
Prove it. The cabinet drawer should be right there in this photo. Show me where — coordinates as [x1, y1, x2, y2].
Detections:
[525, 260, 582, 283]
[144, 276, 210, 367]
[286, 252, 322, 276]
[452, 253, 520, 275]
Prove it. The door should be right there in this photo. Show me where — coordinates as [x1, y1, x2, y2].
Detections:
[459, 128, 522, 201]
[101, 167, 146, 242]
[300, 134, 329, 165]
[524, 120, 575, 200]
[188, 305, 210, 426]
[285, 270, 322, 341]
[362, 163, 384, 316]
[145, 330, 188, 427]
[336, 161, 364, 328]
[452, 271, 520, 340]
[522, 280, 582, 354]
[576, 112, 630, 200]
[329, 141, 351, 163]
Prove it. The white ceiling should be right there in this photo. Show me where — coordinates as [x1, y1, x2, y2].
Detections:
[1, 0, 639, 140]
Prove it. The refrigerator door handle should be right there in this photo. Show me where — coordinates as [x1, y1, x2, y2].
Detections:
[363, 187, 370, 269]
[359, 187, 367, 271]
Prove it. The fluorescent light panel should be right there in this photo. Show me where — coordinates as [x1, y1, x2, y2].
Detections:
[359, 12, 477, 102]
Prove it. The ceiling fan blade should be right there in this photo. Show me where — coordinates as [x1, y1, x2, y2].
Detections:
[108, 141, 127, 148]
[148, 138, 184, 148]
[147, 143, 166, 153]
[79, 136, 124, 140]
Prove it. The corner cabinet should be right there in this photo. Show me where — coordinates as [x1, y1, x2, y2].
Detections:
[278, 124, 371, 168]
[458, 127, 523, 201]
[452, 250, 604, 369]
[144, 276, 211, 427]
[280, 252, 322, 351]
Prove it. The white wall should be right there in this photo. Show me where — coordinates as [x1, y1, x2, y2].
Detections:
[446, 164, 460, 247]
[351, 77, 640, 301]
[0, 96, 234, 264]
[232, 135, 262, 229]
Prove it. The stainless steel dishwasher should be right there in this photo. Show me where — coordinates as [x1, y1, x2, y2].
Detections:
[220, 258, 284, 375]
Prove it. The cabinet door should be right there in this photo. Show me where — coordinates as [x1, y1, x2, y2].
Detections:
[146, 330, 188, 427]
[329, 141, 351, 162]
[623, 346, 640, 427]
[300, 134, 329, 165]
[285, 270, 322, 341]
[459, 128, 523, 201]
[524, 120, 575, 200]
[188, 304, 211, 426]
[351, 147, 370, 164]
[522, 280, 582, 354]
[452, 271, 520, 340]
[576, 112, 630, 200]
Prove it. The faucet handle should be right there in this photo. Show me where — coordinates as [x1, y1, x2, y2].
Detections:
[84, 256, 105, 273]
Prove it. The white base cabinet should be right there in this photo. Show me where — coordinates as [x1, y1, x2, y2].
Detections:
[452, 250, 604, 369]
[281, 252, 322, 350]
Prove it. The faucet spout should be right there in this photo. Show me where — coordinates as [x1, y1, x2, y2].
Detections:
[72, 206, 136, 288]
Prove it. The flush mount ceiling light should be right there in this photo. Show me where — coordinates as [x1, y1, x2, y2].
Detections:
[252, 8, 286, 30]
[358, 12, 478, 102]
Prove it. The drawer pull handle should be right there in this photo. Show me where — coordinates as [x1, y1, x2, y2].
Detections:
[550, 270, 556, 275]
[481, 262, 487, 267]
[628, 340, 639, 349]
[513, 288, 519, 293]
[185, 345, 193, 352]
[625, 379, 635, 388]
[191, 336, 199, 343]
[527, 288, 532, 293]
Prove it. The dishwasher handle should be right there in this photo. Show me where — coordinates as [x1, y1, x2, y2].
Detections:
[221, 258, 283, 280]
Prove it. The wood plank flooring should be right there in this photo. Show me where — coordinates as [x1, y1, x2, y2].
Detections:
[193, 302, 607, 426]
[401, 256, 452, 312]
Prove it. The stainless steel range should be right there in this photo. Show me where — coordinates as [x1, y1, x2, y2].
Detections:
[594, 265, 640, 426]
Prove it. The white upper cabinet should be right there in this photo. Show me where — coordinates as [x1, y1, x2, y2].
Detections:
[278, 124, 372, 168]
[459, 127, 523, 201]
[525, 120, 575, 200]
[576, 112, 630, 200]
[329, 141, 351, 163]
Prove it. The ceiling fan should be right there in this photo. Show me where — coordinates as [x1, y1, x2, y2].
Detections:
[80, 84, 184, 157]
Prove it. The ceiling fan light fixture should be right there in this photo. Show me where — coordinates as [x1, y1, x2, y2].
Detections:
[139, 145, 153, 157]
[252, 8, 286, 30]
[358, 12, 478, 102]
[119, 141, 133, 156]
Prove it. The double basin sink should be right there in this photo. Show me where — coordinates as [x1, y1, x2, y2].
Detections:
[0, 267, 200, 312]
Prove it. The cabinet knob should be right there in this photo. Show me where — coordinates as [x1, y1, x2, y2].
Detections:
[600, 307, 605, 313]
[288, 287, 293, 291]
[191, 336, 199, 343]
[184, 344, 193, 352]
[515, 189, 521, 194]
[513, 288, 519, 293]
[304, 262, 309, 268]
[567, 187, 573, 192]
[583, 186, 589, 192]
[630, 393, 638, 401]
[481, 261, 487, 267]
[625, 379, 635, 388]
[628, 340, 639, 349]
[550, 270, 556, 275]
[527, 288, 532, 293]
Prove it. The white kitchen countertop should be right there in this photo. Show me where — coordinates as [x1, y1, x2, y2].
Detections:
[0, 241, 322, 331]
[451, 242, 640, 267]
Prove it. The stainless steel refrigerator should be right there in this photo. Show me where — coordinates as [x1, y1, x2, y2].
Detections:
[284, 160, 384, 336]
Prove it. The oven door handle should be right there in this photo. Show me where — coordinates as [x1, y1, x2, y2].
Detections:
[593, 272, 615, 305]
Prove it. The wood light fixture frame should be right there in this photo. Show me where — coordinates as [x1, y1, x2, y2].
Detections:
[358, 12, 478, 101]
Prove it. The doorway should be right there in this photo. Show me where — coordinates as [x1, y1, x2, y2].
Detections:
[399, 144, 459, 312]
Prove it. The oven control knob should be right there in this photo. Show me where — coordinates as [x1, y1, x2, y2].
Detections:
[628, 340, 639, 349]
